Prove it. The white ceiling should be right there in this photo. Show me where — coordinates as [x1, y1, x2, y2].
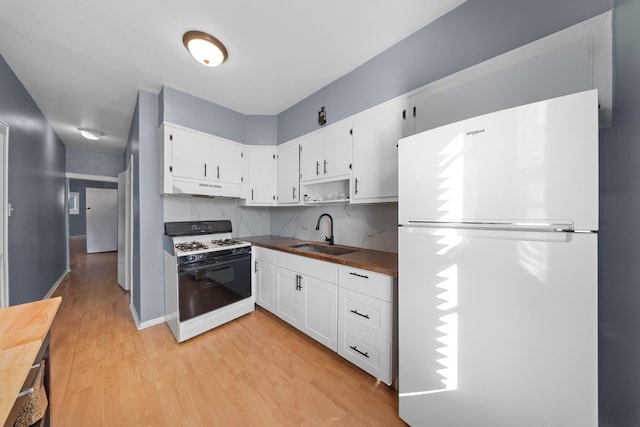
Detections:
[0, 0, 465, 155]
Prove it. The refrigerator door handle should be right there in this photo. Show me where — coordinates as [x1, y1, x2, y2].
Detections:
[405, 220, 578, 232]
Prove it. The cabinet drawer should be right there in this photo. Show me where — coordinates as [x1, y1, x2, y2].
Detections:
[338, 322, 391, 385]
[253, 246, 275, 264]
[339, 288, 390, 343]
[275, 251, 338, 283]
[338, 266, 392, 301]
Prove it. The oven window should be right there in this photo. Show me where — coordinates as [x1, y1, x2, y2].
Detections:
[178, 255, 251, 322]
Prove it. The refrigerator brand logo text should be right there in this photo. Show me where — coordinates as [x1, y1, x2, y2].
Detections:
[466, 129, 485, 136]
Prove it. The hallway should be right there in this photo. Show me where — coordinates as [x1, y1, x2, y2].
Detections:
[49, 241, 403, 426]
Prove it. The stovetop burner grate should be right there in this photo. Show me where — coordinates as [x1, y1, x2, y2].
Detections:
[175, 241, 209, 252]
[211, 238, 244, 246]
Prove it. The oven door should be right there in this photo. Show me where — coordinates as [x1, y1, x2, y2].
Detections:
[177, 252, 251, 322]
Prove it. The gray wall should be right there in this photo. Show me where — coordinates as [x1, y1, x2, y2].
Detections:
[160, 86, 248, 143]
[599, 0, 640, 425]
[68, 179, 118, 237]
[245, 115, 277, 146]
[277, 0, 612, 143]
[0, 54, 67, 305]
[127, 90, 164, 323]
[66, 146, 124, 177]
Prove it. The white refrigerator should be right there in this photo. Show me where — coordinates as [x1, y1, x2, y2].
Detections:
[397, 90, 598, 427]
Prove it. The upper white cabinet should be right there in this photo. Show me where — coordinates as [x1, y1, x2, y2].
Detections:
[169, 125, 212, 181]
[214, 138, 244, 186]
[160, 123, 243, 198]
[243, 146, 277, 205]
[276, 140, 300, 204]
[351, 99, 410, 203]
[299, 121, 352, 183]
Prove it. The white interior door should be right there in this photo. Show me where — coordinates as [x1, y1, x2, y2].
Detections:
[0, 121, 8, 308]
[86, 187, 118, 253]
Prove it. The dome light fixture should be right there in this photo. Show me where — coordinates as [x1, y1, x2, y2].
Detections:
[78, 127, 104, 140]
[183, 30, 228, 67]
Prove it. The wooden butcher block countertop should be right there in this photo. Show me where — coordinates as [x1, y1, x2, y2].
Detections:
[0, 296, 61, 424]
[243, 235, 397, 277]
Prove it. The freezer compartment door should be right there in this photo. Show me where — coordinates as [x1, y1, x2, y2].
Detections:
[398, 226, 597, 427]
[398, 90, 598, 231]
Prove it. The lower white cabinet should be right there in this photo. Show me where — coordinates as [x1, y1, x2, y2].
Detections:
[254, 247, 277, 314]
[337, 265, 394, 386]
[274, 251, 338, 351]
[252, 247, 395, 385]
[338, 323, 391, 385]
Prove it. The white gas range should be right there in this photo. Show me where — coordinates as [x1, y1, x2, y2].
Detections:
[163, 220, 254, 343]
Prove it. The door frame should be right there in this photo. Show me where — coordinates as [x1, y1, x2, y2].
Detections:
[127, 155, 134, 307]
[0, 121, 8, 308]
[65, 173, 118, 266]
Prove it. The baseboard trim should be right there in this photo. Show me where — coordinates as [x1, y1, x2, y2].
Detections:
[44, 270, 68, 299]
[130, 303, 165, 330]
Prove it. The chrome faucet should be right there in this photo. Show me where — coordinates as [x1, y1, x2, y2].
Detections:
[315, 213, 334, 246]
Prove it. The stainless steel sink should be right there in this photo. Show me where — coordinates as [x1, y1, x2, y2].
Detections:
[289, 243, 359, 256]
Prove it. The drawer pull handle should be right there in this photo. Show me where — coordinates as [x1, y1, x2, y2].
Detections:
[349, 272, 369, 279]
[350, 309, 370, 319]
[350, 345, 369, 358]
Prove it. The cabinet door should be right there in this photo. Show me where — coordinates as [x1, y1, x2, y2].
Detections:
[299, 132, 323, 182]
[276, 141, 300, 204]
[351, 100, 406, 202]
[246, 147, 276, 204]
[275, 267, 299, 327]
[255, 260, 276, 313]
[300, 122, 352, 182]
[322, 121, 352, 180]
[300, 275, 338, 351]
[212, 137, 243, 185]
[170, 126, 212, 181]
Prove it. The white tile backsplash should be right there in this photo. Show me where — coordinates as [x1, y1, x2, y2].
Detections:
[162, 196, 398, 253]
[270, 203, 398, 253]
[162, 196, 271, 237]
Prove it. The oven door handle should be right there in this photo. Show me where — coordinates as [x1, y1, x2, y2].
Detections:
[178, 254, 251, 273]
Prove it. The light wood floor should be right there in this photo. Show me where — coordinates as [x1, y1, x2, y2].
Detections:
[50, 240, 406, 426]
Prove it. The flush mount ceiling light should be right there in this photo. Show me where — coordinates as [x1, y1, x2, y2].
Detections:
[183, 30, 228, 67]
[78, 127, 104, 140]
